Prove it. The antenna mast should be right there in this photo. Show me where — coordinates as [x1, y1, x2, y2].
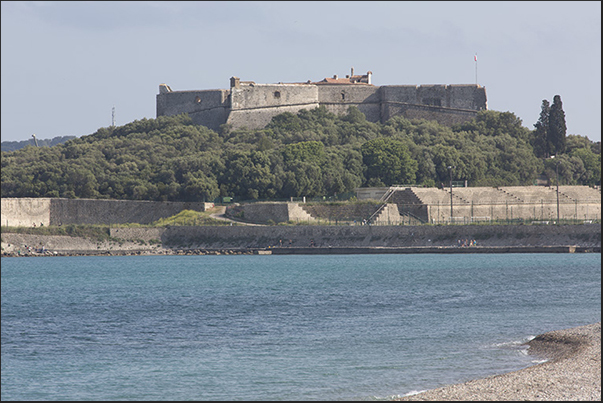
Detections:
[111, 106, 116, 127]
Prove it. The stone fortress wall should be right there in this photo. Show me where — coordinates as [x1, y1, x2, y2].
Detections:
[2, 186, 599, 228]
[156, 69, 487, 131]
[1, 198, 212, 228]
[1, 198, 52, 228]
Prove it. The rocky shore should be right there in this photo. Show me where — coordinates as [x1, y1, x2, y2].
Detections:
[397, 322, 601, 401]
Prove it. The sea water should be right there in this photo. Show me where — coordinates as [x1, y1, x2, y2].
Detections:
[1, 253, 600, 401]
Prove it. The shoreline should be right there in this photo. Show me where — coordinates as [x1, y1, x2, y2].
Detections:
[396, 322, 601, 401]
[1, 244, 600, 258]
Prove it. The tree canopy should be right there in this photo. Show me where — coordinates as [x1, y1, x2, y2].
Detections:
[2, 105, 600, 202]
[549, 95, 567, 155]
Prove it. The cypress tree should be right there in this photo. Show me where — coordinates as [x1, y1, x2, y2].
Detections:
[549, 95, 567, 155]
[533, 99, 550, 158]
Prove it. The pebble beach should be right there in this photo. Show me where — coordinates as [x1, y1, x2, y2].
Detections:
[397, 322, 601, 401]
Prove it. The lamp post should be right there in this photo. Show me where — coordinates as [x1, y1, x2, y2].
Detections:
[547, 156, 560, 225]
[447, 165, 455, 224]
[551, 155, 560, 225]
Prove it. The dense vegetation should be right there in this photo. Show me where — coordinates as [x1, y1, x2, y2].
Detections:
[1, 106, 600, 202]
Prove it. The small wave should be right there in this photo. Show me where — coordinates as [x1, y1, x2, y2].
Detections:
[402, 390, 427, 397]
[491, 335, 536, 349]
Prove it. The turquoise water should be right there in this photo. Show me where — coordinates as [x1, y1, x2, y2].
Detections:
[1, 253, 600, 401]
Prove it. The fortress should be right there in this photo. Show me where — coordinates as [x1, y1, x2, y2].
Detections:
[156, 69, 488, 131]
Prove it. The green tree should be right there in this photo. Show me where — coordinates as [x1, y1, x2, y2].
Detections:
[549, 95, 567, 155]
[361, 138, 418, 186]
[281, 162, 323, 197]
[182, 172, 219, 202]
[570, 146, 601, 186]
[342, 105, 366, 124]
[532, 99, 551, 158]
[220, 150, 275, 200]
[282, 141, 325, 164]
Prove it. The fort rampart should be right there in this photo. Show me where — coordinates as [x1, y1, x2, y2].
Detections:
[3, 185, 598, 228]
[223, 186, 600, 225]
[359, 186, 602, 224]
[1, 198, 212, 227]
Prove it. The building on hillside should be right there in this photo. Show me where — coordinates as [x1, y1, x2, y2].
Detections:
[156, 68, 488, 131]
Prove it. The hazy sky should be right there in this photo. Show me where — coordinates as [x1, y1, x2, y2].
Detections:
[1, 1, 601, 143]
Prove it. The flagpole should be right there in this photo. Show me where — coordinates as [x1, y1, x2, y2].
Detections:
[474, 53, 478, 85]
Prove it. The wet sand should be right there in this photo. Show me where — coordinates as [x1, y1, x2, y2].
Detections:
[397, 322, 601, 401]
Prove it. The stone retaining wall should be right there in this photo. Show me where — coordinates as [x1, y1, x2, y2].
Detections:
[1, 198, 213, 227]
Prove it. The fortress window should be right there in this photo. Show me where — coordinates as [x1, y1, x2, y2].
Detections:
[194, 96, 202, 104]
[273, 91, 281, 98]
[341, 92, 346, 101]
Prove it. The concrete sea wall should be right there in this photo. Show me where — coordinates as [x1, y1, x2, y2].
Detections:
[111, 223, 601, 249]
[2, 224, 599, 256]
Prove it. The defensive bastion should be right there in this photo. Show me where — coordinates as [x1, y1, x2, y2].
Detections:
[2, 185, 600, 228]
[156, 69, 487, 131]
[225, 186, 601, 225]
